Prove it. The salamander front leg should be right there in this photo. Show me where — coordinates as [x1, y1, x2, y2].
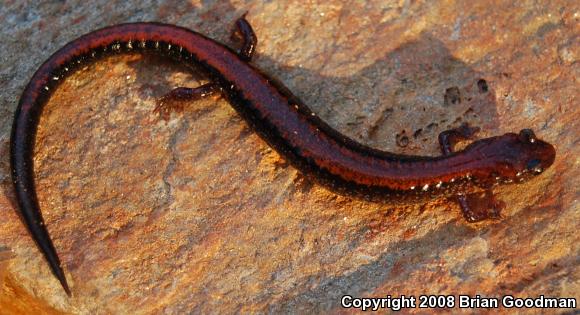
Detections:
[438, 123, 480, 155]
[438, 123, 503, 222]
[154, 14, 258, 120]
[456, 190, 504, 222]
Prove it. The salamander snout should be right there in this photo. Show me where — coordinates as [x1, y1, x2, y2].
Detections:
[489, 128, 557, 184]
[516, 129, 556, 177]
[472, 129, 556, 184]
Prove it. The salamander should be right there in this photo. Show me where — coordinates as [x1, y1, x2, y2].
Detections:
[10, 16, 555, 295]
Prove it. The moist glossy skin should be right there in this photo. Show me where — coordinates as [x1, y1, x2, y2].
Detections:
[10, 22, 555, 295]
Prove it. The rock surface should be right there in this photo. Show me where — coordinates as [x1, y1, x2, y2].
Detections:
[0, 0, 578, 314]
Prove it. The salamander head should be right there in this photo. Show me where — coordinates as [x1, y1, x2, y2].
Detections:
[470, 129, 555, 184]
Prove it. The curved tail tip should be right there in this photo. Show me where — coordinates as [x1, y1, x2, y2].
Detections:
[60, 277, 72, 297]
[53, 265, 72, 296]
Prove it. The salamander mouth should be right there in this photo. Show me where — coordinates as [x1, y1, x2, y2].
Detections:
[526, 158, 545, 174]
[492, 164, 545, 185]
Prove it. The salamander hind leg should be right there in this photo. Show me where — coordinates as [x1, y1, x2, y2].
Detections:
[154, 84, 221, 120]
[438, 123, 504, 222]
[154, 14, 257, 120]
[230, 13, 257, 61]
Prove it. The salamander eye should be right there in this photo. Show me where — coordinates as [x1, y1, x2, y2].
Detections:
[519, 129, 537, 143]
[526, 158, 543, 173]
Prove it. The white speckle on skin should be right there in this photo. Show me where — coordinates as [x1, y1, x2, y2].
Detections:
[410, 186, 415, 190]
[422, 184, 429, 191]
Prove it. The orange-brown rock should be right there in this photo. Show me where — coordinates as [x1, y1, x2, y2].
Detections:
[0, 1, 577, 313]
